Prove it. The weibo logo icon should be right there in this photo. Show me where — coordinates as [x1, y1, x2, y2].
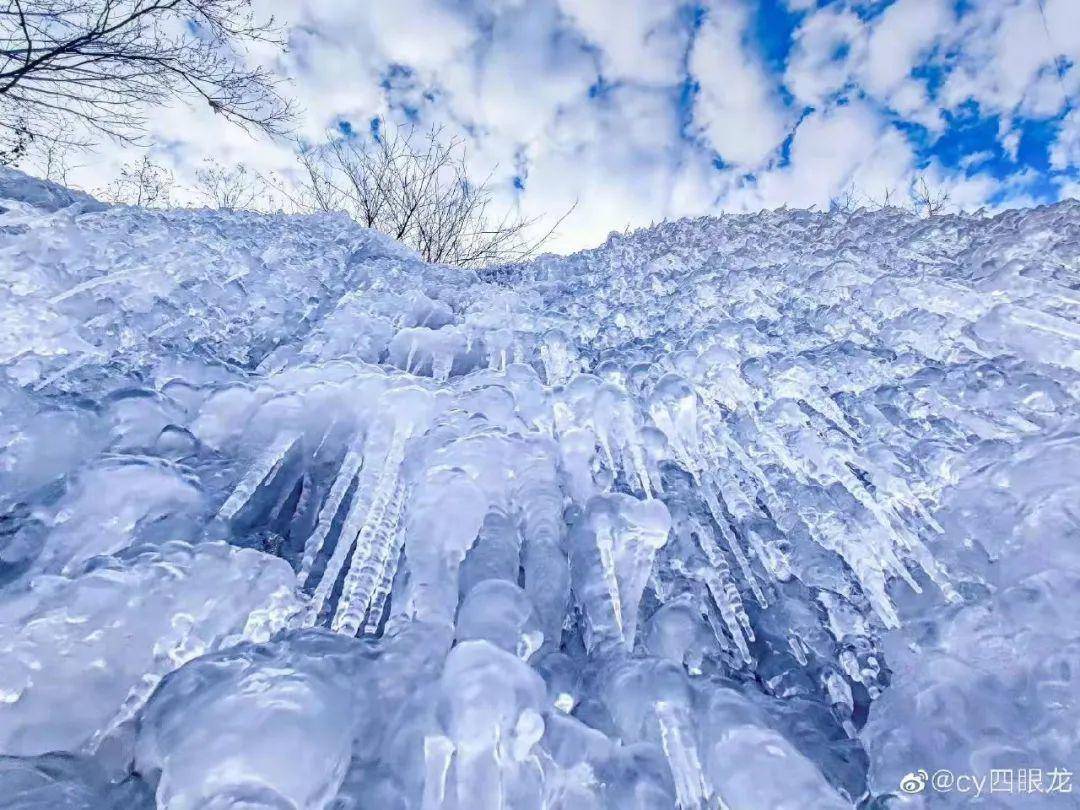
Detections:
[899, 770, 929, 794]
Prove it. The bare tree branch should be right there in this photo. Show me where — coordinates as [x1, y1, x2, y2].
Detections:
[0, 0, 294, 160]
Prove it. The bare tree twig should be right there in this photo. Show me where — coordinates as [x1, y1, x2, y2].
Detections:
[274, 121, 570, 267]
[0, 0, 294, 160]
[910, 176, 951, 217]
[96, 152, 171, 206]
[831, 176, 952, 218]
[191, 157, 263, 210]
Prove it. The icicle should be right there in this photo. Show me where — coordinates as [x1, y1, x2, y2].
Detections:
[266, 428, 325, 528]
[147, 316, 182, 338]
[33, 353, 94, 391]
[832, 469, 923, 595]
[648, 373, 702, 476]
[50, 266, 152, 303]
[595, 515, 625, 640]
[333, 475, 407, 635]
[628, 440, 654, 498]
[788, 634, 809, 666]
[616, 501, 672, 647]
[301, 465, 380, 626]
[700, 567, 753, 664]
[616, 415, 654, 498]
[714, 426, 783, 512]
[217, 431, 302, 522]
[84, 673, 162, 756]
[802, 516, 901, 629]
[297, 432, 365, 588]
[540, 328, 574, 385]
[655, 700, 710, 810]
[329, 386, 434, 634]
[362, 529, 405, 636]
[515, 452, 571, 649]
[432, 347, 454, 382]
[801, 390, 861, 437]
[699, 484, 767, 608]
[422, 735, 455, 810]
[675, 521, 752, 662]
[405, 339, 419, 375]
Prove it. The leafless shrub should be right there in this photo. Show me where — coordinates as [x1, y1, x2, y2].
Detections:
[97, 153, 172, 206]
[910, 176, 951, 217]
[833, 176, 952, 217]
[192, 158, 264, 210]
[21, 130, 78, 182]
[272, 122, 573, 267]
[829, 184, 860, 214]
[860, 186, 902, 210]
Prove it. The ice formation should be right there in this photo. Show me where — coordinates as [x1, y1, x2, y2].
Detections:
[0, 167, 1078, 808]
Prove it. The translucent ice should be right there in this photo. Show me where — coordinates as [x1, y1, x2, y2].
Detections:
[136, 631, 361, 810]
[0, 542, 299, 758]
[1, 168, 1078, 807]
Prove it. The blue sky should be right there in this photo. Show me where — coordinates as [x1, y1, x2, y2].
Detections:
[73, 0, 1080, 252]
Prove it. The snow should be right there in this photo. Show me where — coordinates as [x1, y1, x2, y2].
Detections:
[0, 165, 1078, 808]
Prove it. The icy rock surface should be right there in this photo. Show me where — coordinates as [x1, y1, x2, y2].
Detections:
[0, 541, 299, 758]
[0, 166, 1078, 808]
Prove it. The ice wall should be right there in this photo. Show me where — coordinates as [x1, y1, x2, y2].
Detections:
[0, 167, 1078, 808]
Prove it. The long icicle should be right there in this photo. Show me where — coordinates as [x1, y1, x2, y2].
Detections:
[298, 432, 366, 588]
[700, 481, 767, 608]
[300, 436, 390, 626]
[362, 528, 406, 636]
[331, 429, 409, 634]
[217, 431, 302, 523]
[334, 474, 407, 635]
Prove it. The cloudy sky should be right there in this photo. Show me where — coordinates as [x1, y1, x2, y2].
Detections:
[64, 0, 1080, 253]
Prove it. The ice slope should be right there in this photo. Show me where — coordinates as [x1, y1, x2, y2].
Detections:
[0, 166, 1078, 809]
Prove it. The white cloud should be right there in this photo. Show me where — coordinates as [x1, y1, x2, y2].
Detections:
[1057, 177, 1080, 201]
[555, 0, 688, 86]
[1050, 109, 1080, 171]
[887, 78, 946, 133]
[861, 0, 950, 97]
[1044, 0, 1080, 58]
[784, 7, 866, 107]
[503, 84, 717, 253]
[918, 159, 999, 210]
[365, 1, 478, 68]
[959, 150, 995, 172]
[733, 101, 916, 210]
[939, 0, 1070, 119]
[437, 3, 597, 138]
[855, 0, 952, 131]
[1000, 124, 1021, 162]
[688, 0, 790, 168]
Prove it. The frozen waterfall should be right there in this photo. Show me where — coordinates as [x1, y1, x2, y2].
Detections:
[0, 168, 1078, 809]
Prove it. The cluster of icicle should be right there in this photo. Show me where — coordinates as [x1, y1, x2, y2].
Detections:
[1, 168, 1078, 809]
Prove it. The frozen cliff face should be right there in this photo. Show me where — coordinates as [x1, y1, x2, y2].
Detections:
[0, 165, 1078, 808]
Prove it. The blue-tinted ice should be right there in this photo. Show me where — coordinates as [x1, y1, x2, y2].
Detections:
[0, 168, 1078, 808]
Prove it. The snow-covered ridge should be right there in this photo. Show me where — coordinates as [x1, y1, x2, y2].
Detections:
[0, 167, 1078, 808]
